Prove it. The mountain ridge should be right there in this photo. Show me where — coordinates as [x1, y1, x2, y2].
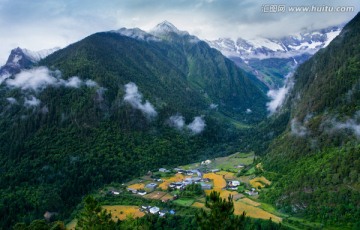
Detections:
[261, 12, 360, 226]
[206, 25, 343, 89]
[0, 23, 268, 228]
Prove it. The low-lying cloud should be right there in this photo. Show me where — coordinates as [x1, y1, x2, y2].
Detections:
[187, 116, 206, 134]
[325, 112, 360, 138]
[4, 66, 99, 91]
[334, 119, 360, 137]
[24, 95, 41, 107]
[168, 114, 185, 130]
[123, 82, 157, 118]
[267, 73, 294, 115]
[6, 97, 17, 104]
[168, 114, 206, 134]
[290, 118, 309, 137]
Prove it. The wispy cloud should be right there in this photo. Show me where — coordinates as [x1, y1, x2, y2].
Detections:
[24, 95, 41, 107]
[290, 118, 309, 137]
[6, 97, 17, 104]
[6, 67, 57, 91]
[267, 73, 294, 115]
[168, 114, 206, 134]
[5, 66, 99, 91]
[187, 116, 206, 134]
[1, 0, 358, 65]
[123, 82, 157, 118]
[324, 112, 360, 138]
[168, 114, 185, 130]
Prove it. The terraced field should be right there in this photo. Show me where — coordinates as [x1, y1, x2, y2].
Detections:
[159, 173, 186, 190]
[103, 205, 145, 220]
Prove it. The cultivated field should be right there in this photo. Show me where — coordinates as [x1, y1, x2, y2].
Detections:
[143, 191, 167, 200]
[161, 193, 174, 202]
[239, 198, 261, 207]
[249, 176, 271, 188]
[159, 173, 186, 190]
[127, 183, 145, 190]
[173, 198, 195, 206]
[192, 202, 205, 208]
[102, 205, 145, 221]
[233, 202, 281, 223]
[66, 219, 77, 230]
[203, 173, 226, 189]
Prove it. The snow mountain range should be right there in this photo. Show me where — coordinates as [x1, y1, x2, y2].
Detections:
[206, 25, 343, 88]
[206, 26, 342, 60]
[0, 47, 59, 77]
[1, 21, 343, 90]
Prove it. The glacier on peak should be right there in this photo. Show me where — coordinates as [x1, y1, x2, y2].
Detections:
[150, 20, 189, 36]
[206, 26, 343, 60]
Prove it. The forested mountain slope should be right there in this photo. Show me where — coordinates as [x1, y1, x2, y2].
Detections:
[263, 12, 360, 226]
[0, 25, 267, 228]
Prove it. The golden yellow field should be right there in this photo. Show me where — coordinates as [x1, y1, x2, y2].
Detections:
[66, 219, 77, 230]
[249, 176, 271, 188]
[127, 183, 145, 190]
[239, 198, 261, 207]
[233, 201, 281, 223]
[219, 190, 238, 200]
[159, 173, 185, 190]
[216, 171, 229, 176]
[192, 202, 205, 208]
[102, 205, 145, 221]
[204, 173, 226, 189]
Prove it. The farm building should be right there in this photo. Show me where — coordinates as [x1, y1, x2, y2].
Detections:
[149, 206, 160, 214]
[145, 183, 158, 191]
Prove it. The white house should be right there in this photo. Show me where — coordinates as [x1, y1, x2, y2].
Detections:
[231, 181, 240, 186]
[159, 168, 170, 173]
[138, 191, 147, 196]
[149, 206, 160, 214]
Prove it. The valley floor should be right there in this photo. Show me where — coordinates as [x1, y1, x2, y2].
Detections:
[66, 152, 329, 230]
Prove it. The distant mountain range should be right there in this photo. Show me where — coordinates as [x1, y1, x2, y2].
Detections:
[0, 47, 59, 81]
[206, 25, 343, 88]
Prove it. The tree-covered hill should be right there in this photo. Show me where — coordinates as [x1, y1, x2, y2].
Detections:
[0, 26, 268, 228]
[262, 12, 360, 226]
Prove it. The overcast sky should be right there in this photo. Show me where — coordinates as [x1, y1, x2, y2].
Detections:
[0, 0, 359, 65]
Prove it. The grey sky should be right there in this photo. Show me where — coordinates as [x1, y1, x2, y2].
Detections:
[0, 0, 359, 64]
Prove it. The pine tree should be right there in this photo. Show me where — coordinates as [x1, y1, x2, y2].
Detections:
[196, 191, 246, 230]
[76, 196, 117, 230]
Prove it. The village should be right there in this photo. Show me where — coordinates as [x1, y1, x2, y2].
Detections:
[108, 152, 276, 219]
[67, 152, 282, 229]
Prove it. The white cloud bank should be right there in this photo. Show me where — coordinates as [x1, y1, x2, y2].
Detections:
[187, 116, 206, 134]
[168, 114, 206, 134]
[325, 112, 360, 138]
[267, 73, 294, 115]
[24, 95, 41, 107]
[334, 119, 360, 137]
[168, 114, 185, 130]
[123, 82, 157, 118]
[4, 66, 99, 91]
[290, 118, 309, 137]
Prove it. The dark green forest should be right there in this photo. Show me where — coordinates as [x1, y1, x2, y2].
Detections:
[0, 29, 267, 228]
[1, 11, 360, 229]
[261, 12, 360, 227]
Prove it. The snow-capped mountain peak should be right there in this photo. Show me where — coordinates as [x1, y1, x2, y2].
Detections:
[0, 47, 60, 77]
[113, 27, 160, 42]
[150, 21, 189, 36]
[207, 25, 342, 60]
[22, 47, 60, 63]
